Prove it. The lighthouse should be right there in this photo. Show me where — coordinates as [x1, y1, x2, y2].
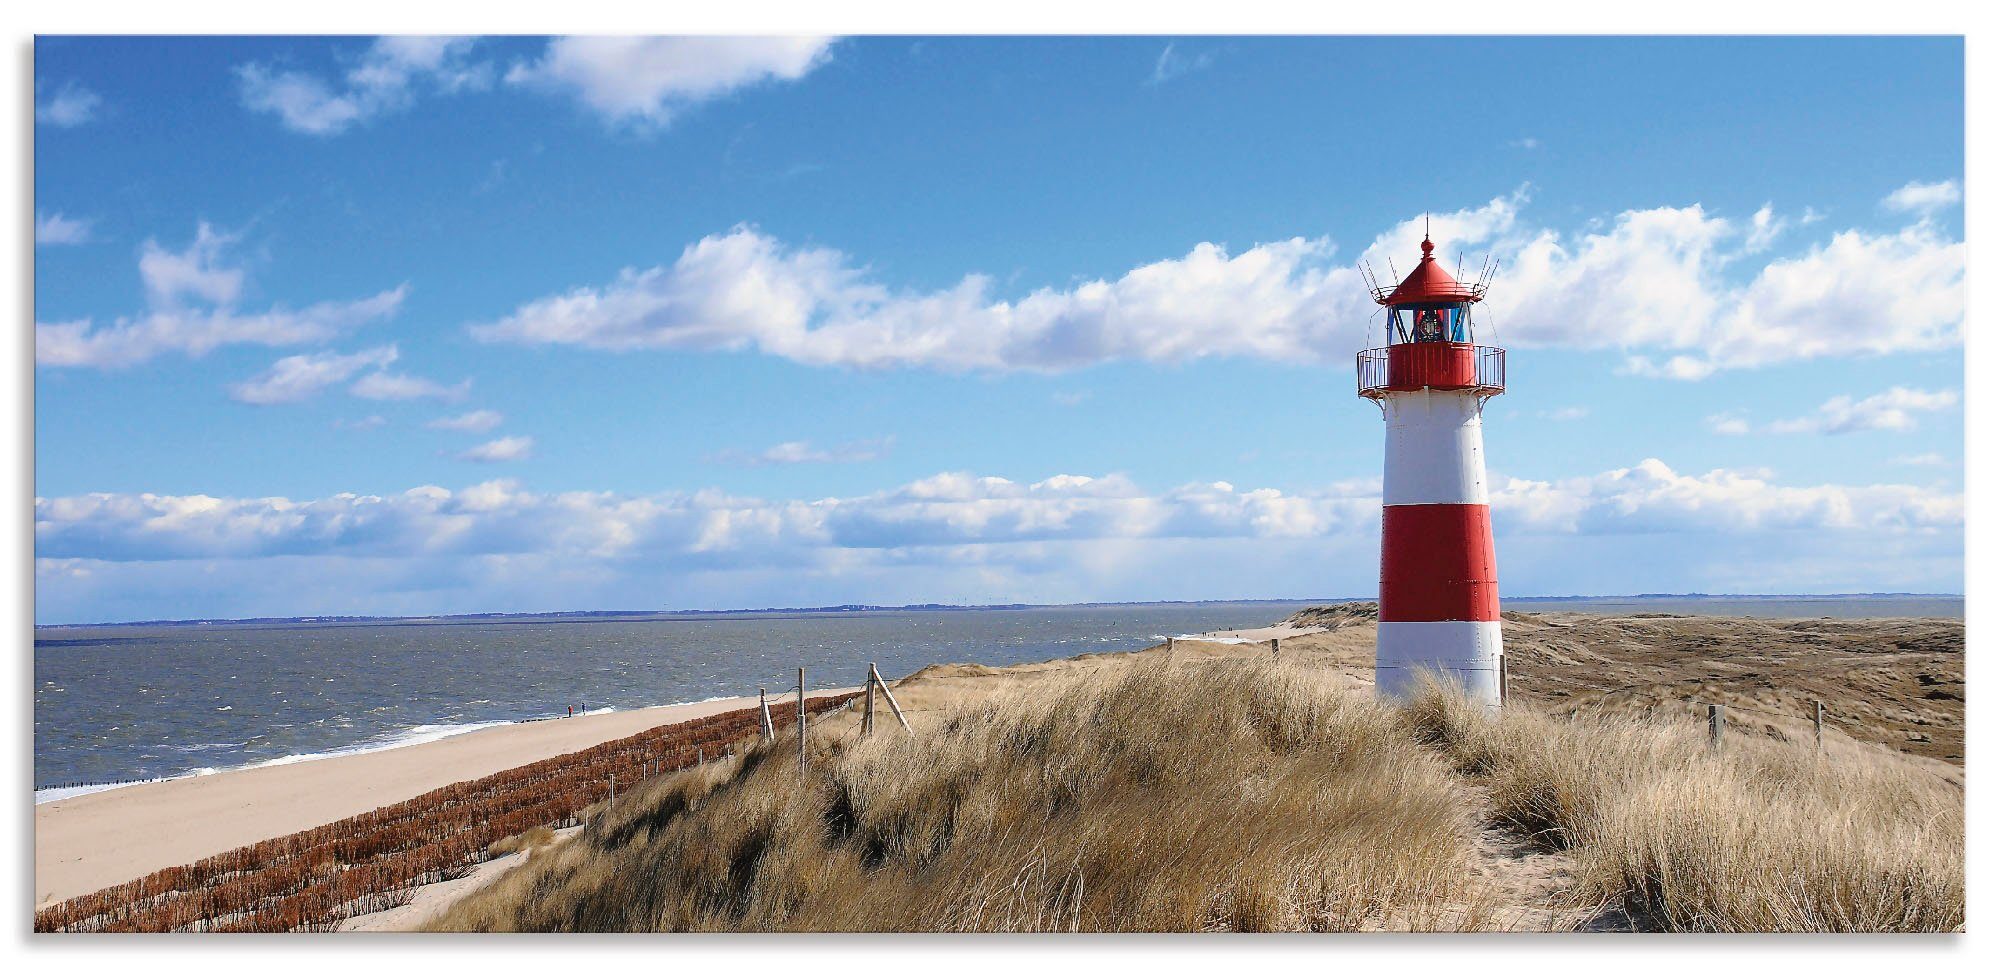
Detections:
[1357, 233, 1506, 708]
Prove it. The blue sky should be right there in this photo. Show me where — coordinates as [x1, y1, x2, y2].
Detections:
[33, 36, 1965, 622]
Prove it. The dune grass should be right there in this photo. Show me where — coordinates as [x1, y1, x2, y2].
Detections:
[429, 660, 1492, 932]
[1402, 681, 1964, 932]
[430, 658, 1963, 933]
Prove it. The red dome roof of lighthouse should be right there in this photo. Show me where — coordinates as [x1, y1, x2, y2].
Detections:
[1378, 236, 1482, 306]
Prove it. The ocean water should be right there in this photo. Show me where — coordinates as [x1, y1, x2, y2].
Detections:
[33, 602, 1305, 790]
[33, 595, 1962, 794]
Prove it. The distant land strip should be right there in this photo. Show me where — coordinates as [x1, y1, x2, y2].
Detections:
[31, 593, 1966, 631]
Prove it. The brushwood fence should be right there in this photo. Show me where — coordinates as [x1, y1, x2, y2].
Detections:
[36, 693, 855, 933]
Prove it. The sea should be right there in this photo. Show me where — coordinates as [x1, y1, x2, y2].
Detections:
[33, 595, 1962, 800]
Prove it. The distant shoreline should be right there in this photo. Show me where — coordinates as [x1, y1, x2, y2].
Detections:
[32, 592, 1967, 632]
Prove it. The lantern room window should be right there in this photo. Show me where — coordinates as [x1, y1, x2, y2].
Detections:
[1388, 302, 1471, 345]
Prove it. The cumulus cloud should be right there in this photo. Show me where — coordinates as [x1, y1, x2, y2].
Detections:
[230, 345, 400, 405]
[1488, 459, 1961, 536]
[427, 409, 504, 433]
[471, 225, 1358, 369]
[457, 436, 535, 463]
[469, 191, 1961, 378]
[35, 212, 92, 246]
[1766, 387, 1960, 434]
[33, 460, 1962, 620]
[35, 222, 407, 368]
[709, 437, 893, 466]
[506, 36, 834, 127]
[1881, 179, 1962, 217]
[239, 36, 490, 135]
[36, 459, 1959, 565]
[35, 81, 101, 126]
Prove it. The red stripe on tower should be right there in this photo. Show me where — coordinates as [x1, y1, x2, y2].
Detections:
[1379, 504, 1500, 623]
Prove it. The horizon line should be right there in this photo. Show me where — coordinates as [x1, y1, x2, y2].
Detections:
[33, 591, 1968, 631]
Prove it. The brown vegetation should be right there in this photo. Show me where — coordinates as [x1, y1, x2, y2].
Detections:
[429, 661, 1496, 932]
[1403, 680, 1964, 931]
[433, 645, 1964, 934]
[34, 695, 854, 933]
[1497, 611, 1965, 764]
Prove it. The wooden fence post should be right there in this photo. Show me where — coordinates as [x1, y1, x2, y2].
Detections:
[1814, 701, 1825, 753]
[864, 663, 878, 736]
[759, 687, 775, 744]
[871, 665, 915, 735]
[1499, 653, 1508, 706]
[797, 667, 808, 774]
[609, 776, 615, 803]
[1271, 639, 1280, 664]
[1167, 636, 1176, 659]
[1708, 704, 1724, 751]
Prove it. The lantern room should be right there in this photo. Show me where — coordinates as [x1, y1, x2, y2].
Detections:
[1356, 233, 1505, 400]
[1377, 236, 1482, 345]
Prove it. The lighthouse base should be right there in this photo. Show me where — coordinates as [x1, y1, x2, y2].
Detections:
[1376, 620, 1503, 709]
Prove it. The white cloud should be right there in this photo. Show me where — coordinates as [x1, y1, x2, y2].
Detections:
[33, 460, 1962, 621]
[471, 225, 1359, 370]
[1892, 453, 1949, 468]
[333, 415, 389, 431]
[470, 192, 1961, 378]
[1508, 137, 1540, 150]
[1488, 458, 1961, 536]
[1766, 387, 1959, 435]
[1881, 179, 1962, 217]
[1542, 406, 1589, 421]
[36, 459, 1958, 564]
[35, 212, 92, 246]
[230, 345, 399, 405]
[1744, 204, 1786, 253]
[350, 370, 470, 403]
[35, 81, 101, 126]
[239, 36, 490, 135]
[710, 437, 893, 467]
[36, 222, 406, 368]
[427, 410, 504, 433]
[1148, 42, 1215, 85]
[1706, 413, 1752, 436]
[506, 36, 834, 127]
[457, 436, 535, 463]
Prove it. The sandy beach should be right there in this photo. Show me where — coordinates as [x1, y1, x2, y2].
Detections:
[34, 688, 849, 909]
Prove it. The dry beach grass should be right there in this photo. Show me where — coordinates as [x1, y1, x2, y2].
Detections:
[1404, 680, 1964, 931]
[430, 644, 1965, 932]
[430, 661, 1496, 931]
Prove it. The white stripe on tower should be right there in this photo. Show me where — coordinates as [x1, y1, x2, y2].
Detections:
[1377, 389, 1503, 708]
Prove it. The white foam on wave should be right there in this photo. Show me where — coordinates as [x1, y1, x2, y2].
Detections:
[34, 700, 684, 805]
[36, 781, 143, 805]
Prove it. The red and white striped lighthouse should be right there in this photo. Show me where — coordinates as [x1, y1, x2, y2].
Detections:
[1357, 233, 1506, 707]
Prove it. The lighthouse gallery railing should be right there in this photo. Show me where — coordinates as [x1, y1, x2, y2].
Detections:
[1356, 344, 1505, 398]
